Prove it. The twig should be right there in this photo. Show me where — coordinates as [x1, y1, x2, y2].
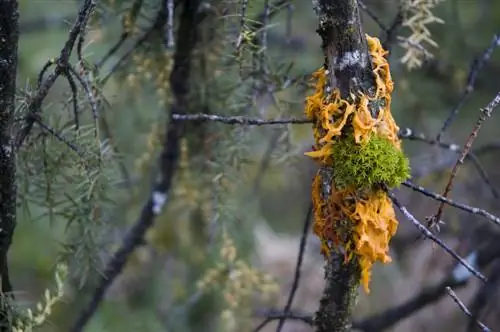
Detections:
[99, 14, 165, 86]
[169, 113, 500, 201]
[276, 203, 312, 332]
[466, 260, 500, 332]
[433, 92, 500, 231]
[96, 32, 129, 68]
[256, 274, 471, 332]
[235, 0, 249, 49]
[398, 128, 499, 199]
[403, 180, 500, 228]
[165, 0, 175, 48]
[382, 7, 403, 53]
[69, 1, 200, 330]
[357, 0, 387, 31]
[436, 34, 500, 142]
[389, 192, 487, 283]
[446, 287, 491, 332]
[20, 14, 74, 34]
[33, 118, 85, 158]
[172, 113, 310, 125]
[352, 277, 467, 332]
[253, 309, 314, 331]
[15, 0, 97, 149]
[252, 130, 282, 195]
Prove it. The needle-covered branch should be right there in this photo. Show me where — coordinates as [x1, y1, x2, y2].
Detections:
[70, 0, 202, 330]
[15, 0, 96, 149]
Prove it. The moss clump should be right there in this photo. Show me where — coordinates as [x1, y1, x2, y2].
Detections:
[332, 134, 410, 190]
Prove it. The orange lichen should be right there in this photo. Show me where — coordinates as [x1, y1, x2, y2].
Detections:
[305, 35, 406, 293]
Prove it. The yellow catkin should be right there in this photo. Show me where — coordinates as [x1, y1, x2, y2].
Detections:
[305, 35, 401, 293]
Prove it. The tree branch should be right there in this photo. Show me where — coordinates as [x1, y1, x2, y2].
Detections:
[70, 0, 202, 330]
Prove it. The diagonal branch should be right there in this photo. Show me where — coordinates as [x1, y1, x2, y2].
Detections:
[390, 192, 487, 283]
[403, 180, 500, 229]
[14, 0, 96, 149]
[276, 203, 312, 331]
[446, 287, 491, 332]
[69, 0, 202, 330]
[172, 113, 310, 125]
[433, 92, 500, 231]
[436, 34, 500, 142]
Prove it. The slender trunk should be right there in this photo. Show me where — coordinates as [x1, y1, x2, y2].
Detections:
[312, 1, 380, 331]
[0, 0, 19, 328]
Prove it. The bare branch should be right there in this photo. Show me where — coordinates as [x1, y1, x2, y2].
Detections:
[433, 92, 500, 231]
[172, 113, 310, 125]
[436, 34, 500, 141]
[389, 192, 487, 283]
[15, 0, 96, 149]
[403, 180, 500, 229]
[446, 287, 491, 332]
[276, 203, 312, 331]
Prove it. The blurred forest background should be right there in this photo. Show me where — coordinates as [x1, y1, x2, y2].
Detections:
[10, 0, 500, 331]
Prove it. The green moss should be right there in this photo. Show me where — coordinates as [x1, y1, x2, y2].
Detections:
[331, 134, 411, 190]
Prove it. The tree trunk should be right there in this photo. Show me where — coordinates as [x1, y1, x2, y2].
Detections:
[312, 1, 380, 331]
[0, 0, 19, 329]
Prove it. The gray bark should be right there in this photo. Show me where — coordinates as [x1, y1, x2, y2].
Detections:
[312, 1, 378, 331]
[0, 0, 19, 321]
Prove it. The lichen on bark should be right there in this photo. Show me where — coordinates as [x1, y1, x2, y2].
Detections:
[308, 1, 410, 331]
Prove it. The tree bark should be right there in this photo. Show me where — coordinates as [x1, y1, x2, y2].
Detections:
[312, 1, 378, 331]
[0, 0, 19, 328]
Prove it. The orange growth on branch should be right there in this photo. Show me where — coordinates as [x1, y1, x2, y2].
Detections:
[305, 35, 410, 293]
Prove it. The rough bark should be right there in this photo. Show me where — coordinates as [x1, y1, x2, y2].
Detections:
[312, 1, 378, 331]
[0, 0, 19, 328]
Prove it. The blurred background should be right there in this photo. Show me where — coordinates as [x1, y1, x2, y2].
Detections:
[12, 0, 500, 331]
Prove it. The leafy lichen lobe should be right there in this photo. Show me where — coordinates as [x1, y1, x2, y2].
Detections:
[305, 35, 411, 293]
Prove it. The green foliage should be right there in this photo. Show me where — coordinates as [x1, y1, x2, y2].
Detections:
[331, 134, 411, 190]
[16, 0, 500, 331]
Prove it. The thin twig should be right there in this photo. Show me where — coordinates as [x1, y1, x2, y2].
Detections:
[399, 127, 499, 199]
[446, 287, 491, 332]
[99, 14, 165, 86]
[165, 0, 174, 48]
[253, 309, 314, 331]
[433, 92, 500, 230]
[382, 7, 403, 53]
[403, 180, 500, 229]
[276, 203, 312, 332]
[15, 0, 96, 149]
[436, 34, 500, 141]
[96, 32, 129, 68]
[20, 14, 74, 34]
[172, 113, 310, 125]
[467, 261, 500, 332]
[389, 192, 487, 283]
[357, 0, 387, 31]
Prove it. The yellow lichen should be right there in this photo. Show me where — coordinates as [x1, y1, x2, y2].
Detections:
[305, 35, 407, 293]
